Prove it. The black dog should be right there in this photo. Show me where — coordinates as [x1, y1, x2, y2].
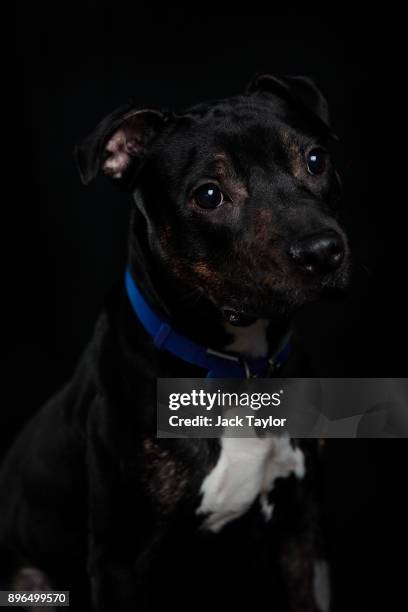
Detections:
[0, 74, 349, 611]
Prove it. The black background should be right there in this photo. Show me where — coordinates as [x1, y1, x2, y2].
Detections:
[6, 4, 407, 611]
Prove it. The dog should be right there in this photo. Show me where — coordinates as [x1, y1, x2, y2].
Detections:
[0, 74, 349, 611]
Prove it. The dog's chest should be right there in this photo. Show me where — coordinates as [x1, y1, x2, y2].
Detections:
[194, 320, 304, 532]
[196, 436, 305, 532]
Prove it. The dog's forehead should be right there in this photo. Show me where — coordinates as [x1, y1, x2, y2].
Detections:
[154, 94, 315, 179]
[184, 93, 286, 121]
[180, 95, 289, 139]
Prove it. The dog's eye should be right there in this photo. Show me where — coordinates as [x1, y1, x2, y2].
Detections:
[306, 148, 327, 175]
[193, 183, 225, 209]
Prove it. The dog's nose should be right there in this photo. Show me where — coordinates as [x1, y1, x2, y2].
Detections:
[289, 230, 345, 276]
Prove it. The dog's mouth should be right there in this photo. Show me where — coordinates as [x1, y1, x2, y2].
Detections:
[218, 256, 351, 324]
[221, 308, 257, 327]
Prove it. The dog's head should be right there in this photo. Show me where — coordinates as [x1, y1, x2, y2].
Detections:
[77, 75, 350, 322]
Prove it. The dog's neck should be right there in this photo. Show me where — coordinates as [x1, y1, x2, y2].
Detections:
[127, 223, 289, 359]
[223, 319, 270, 358]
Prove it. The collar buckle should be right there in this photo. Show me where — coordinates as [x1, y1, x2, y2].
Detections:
[265, 357, 282, 377]
[241, 358, 260, 379]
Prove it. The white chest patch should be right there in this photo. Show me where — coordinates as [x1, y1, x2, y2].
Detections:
[224, 318, 269, 358]
[197, 435, 305, 533]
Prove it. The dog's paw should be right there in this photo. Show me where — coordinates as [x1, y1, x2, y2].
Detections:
[12, 566, 52, 591]
[12, 567, 55, 611]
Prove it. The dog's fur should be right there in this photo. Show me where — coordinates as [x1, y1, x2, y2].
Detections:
[0, 74, 349, 611]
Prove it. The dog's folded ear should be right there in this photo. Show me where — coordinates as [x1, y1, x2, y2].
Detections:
[75, 106, 166, 186]
[247, 73, 333, 134]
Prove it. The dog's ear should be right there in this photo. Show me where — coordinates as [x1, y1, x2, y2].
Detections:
[247, 73, 332, 131]
[75, 105, 166, 186]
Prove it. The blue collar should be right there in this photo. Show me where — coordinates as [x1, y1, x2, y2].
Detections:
[125, 266, 291, 378]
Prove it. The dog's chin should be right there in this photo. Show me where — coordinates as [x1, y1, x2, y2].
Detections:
[220, 265, 351, 322]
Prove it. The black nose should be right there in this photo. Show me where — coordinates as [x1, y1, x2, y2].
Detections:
[289, 230, 345, 276]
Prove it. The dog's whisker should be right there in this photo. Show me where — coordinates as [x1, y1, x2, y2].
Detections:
[354, 260, 373, 278]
